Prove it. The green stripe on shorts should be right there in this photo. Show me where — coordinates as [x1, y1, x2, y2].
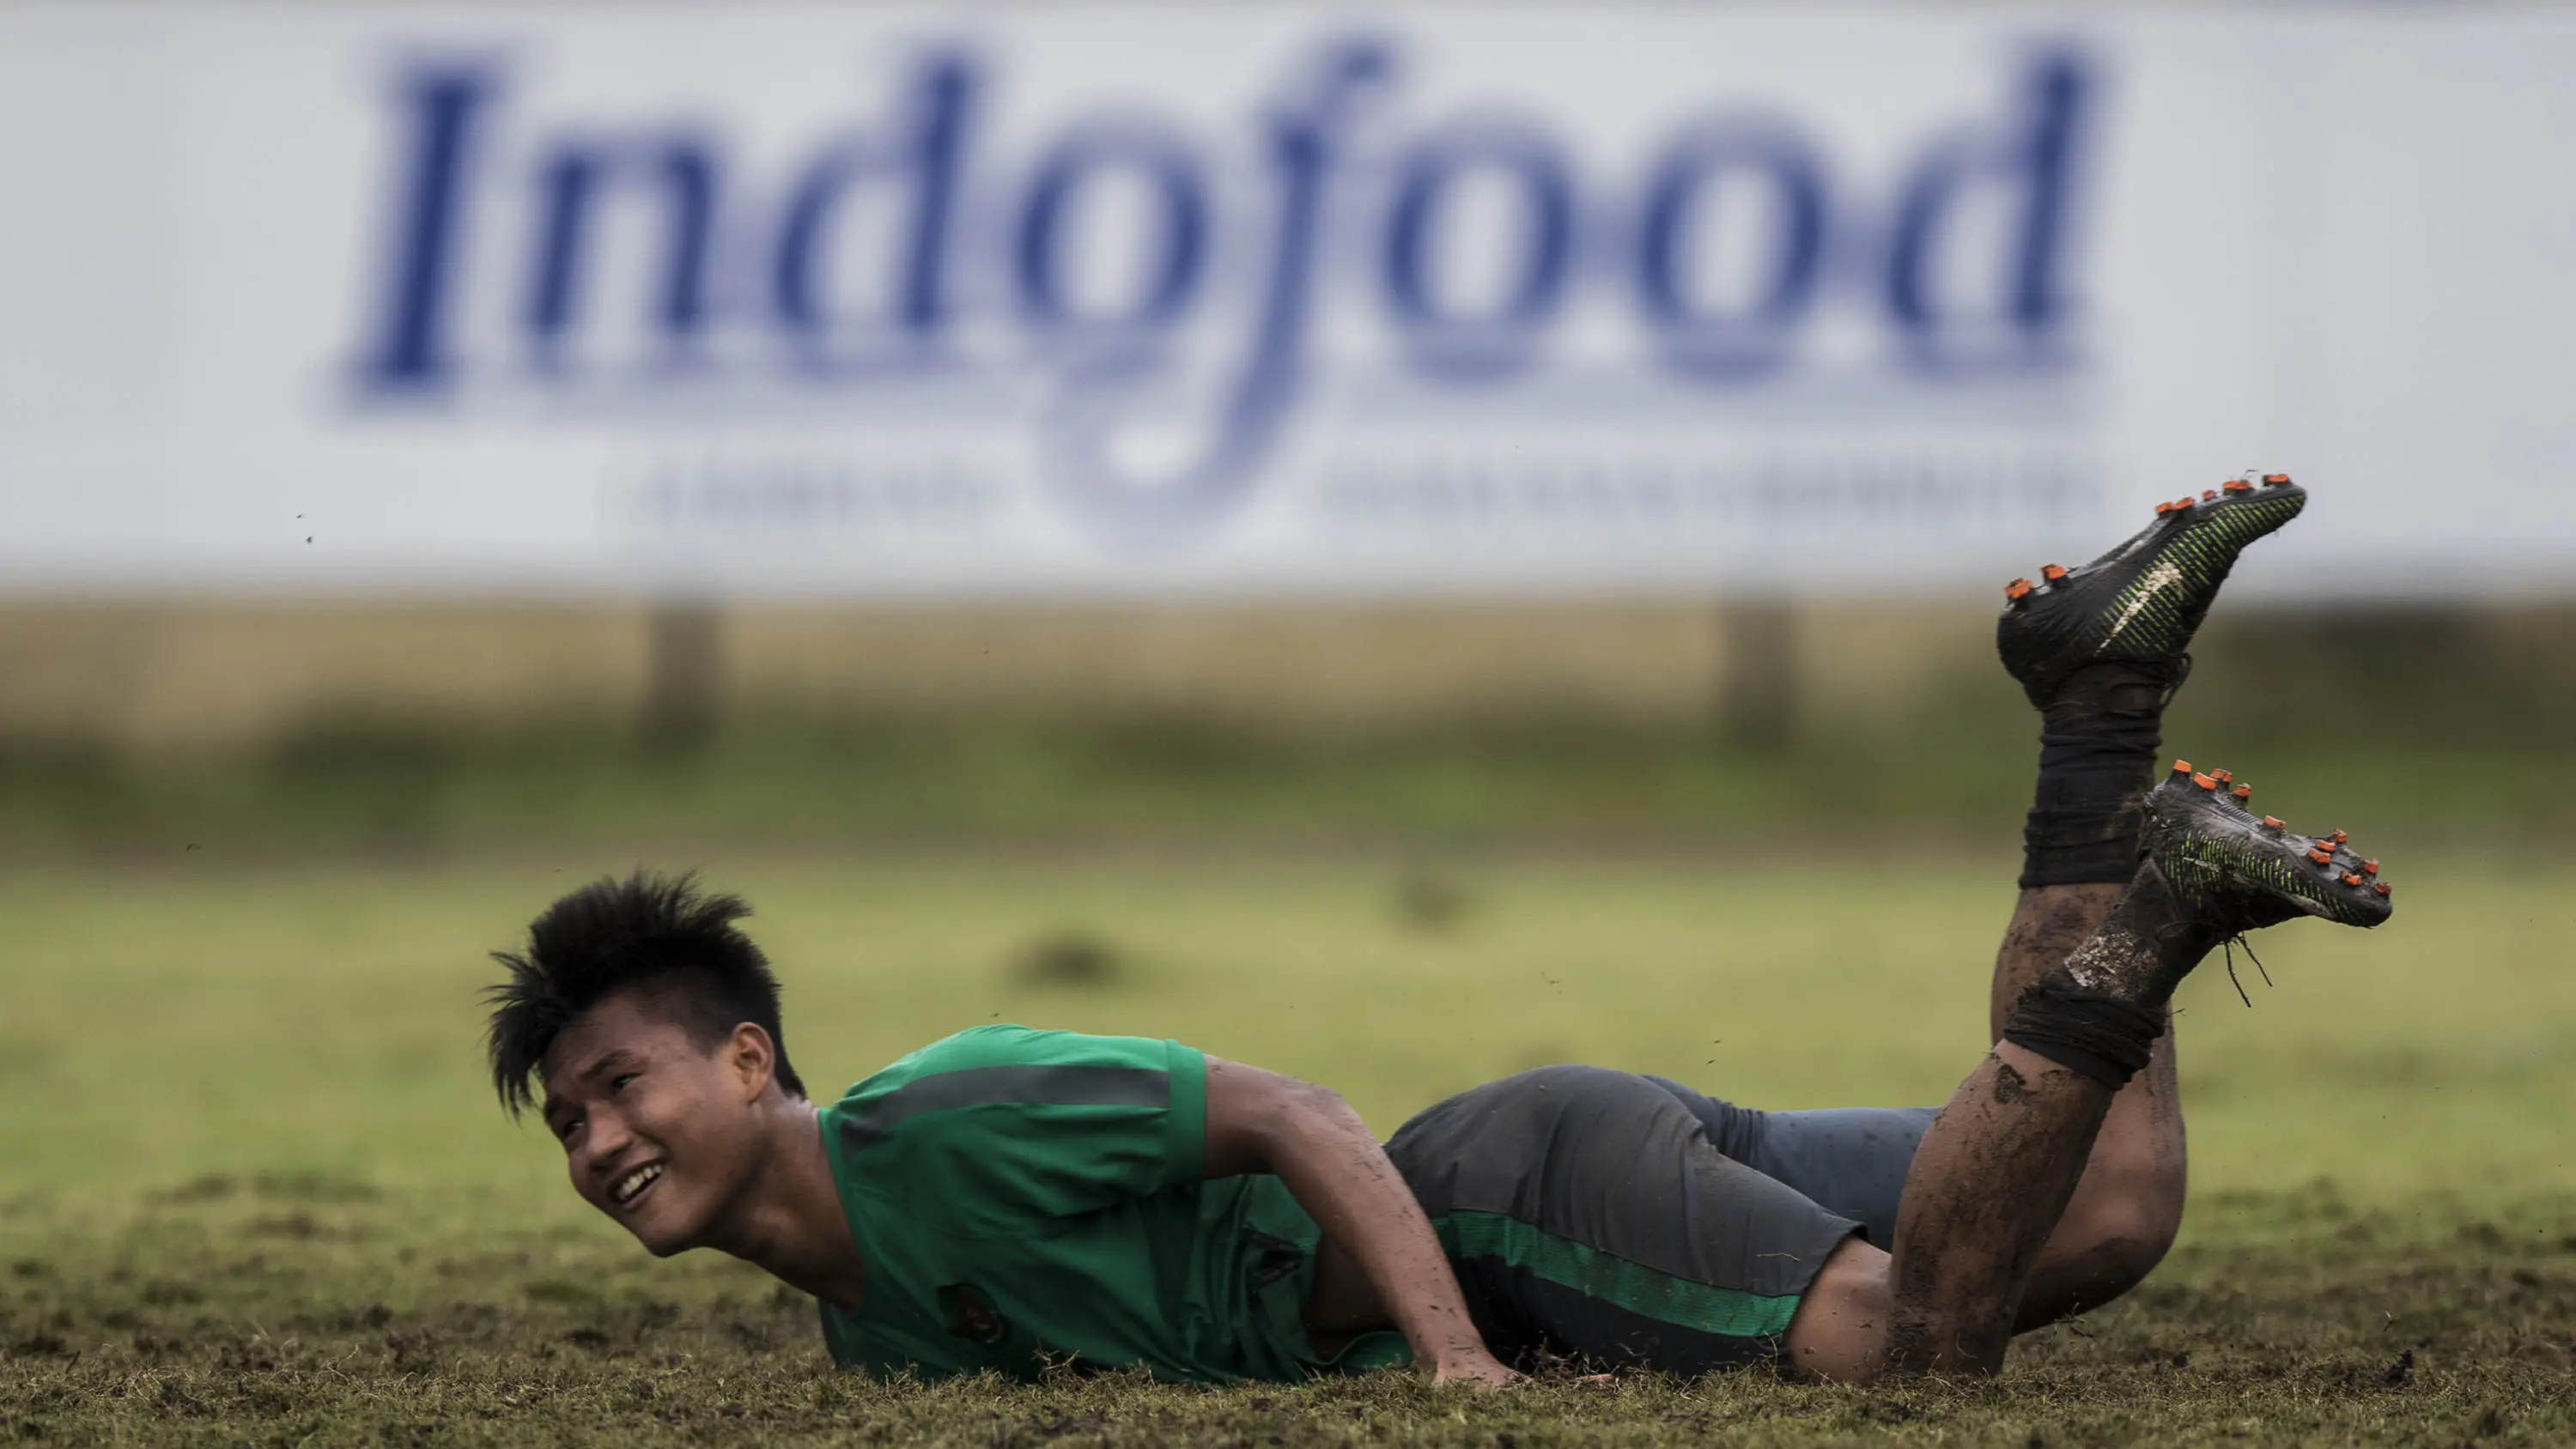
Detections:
[1433, 1210, 1802, 1339]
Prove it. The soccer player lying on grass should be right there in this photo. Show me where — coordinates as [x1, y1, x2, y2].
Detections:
[485, 472, 2394, 1385]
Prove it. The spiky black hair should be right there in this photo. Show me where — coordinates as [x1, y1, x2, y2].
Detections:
[484, 870, 805, 1118]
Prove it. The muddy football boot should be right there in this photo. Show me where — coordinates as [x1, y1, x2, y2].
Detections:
[1998, 474, 2308, 707]
[2142, 760, 2393, 934]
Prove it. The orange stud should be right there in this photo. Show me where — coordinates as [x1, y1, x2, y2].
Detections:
[2223, 480, 2254, 494]
[2373, 882, 2391, 896]
[2193, 773, 2219, 790]
[2261, 815, 2285, 829]
[2212, 768, 2233, 783]
[2005, 578, 2033, 601]
[2263, 473, 2291, 484]
[2342, 872, 2364, 886]
[2173, 497, 2196, 511]
[2201, 488, 2219, 502]
[2361, 859, 2379, 875]
[2041, 563, 2069, 583]
[2330, 830, 2348, 844]
[2307, 846, 2335, 864]
[2155, 501, 2175, 516]
[2172, 760, 2193, 774]
[2233, 785, 2252, 800]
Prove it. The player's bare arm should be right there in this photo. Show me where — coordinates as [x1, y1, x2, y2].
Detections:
[1204, 1058, 1522, 1388]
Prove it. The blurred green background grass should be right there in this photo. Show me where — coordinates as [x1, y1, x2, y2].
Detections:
[5, 603, 2575, 856]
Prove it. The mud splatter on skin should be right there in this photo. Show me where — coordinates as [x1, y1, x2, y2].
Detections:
[2052, 864, 2216, 1007]
[1992, 1064, 2032, 1104]
[1992, 882, 2128, 1033]
[1883, 1044, 2121, 1377]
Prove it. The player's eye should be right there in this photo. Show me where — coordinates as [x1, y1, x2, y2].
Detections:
[611, 1072, 640, 1094]
[555, 1116, 580, 1143]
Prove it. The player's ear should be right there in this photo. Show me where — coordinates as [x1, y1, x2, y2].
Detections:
[726, 1022, 777, 1102]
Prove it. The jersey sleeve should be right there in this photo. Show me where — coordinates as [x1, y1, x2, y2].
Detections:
[832, 1025, 1208, 1232]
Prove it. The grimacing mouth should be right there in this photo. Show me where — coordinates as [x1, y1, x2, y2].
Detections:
[608, 1160, 667, 1210]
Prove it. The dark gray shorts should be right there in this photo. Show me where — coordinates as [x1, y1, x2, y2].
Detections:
[1383, 1066, 1935, 1375]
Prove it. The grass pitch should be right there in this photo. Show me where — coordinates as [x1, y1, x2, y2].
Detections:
[5, 851, 2576, 1446]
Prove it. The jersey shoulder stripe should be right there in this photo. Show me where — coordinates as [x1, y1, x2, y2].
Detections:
[839, 1062, 1171, 1149]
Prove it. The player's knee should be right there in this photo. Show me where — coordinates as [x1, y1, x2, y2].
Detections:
[2069, 1131, 2185, 1270]
[1782, 1236, 1896, 1384]
[2093, 1206, 2176, 1289]
[2087, 1156, 2185, 1268]
[2040, 1196, 2178, 1316]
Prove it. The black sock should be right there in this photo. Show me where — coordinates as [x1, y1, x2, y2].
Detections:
[2001, 973, 2169, 1090]
[2018, 661, 2181, 889]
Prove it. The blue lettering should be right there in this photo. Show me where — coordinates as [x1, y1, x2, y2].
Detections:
[523, 134, 720, 372]
[773, 52, 977, 373]
[1382, 124, 1574, 382]
[1637, 118, 1826, 379]
[1015, 123, 1210, 345]
[1040, 39, 1393, 545]
[343, 36, 2099, 542]
[1886, 49, 2092, 373]
[353, 63, 496, 393]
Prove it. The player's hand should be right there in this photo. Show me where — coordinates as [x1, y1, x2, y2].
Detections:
[1428, 1349, 1528, 1390]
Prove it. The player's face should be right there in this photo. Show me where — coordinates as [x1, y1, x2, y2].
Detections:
[538, 992, 763, 1257]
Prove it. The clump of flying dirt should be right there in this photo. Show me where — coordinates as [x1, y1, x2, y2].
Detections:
[1012, 931, 1126, 990]
[1391, 870, 1474, 933]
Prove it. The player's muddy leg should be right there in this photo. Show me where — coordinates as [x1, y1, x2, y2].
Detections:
[1802, 481, 2318, 1378]
[1886, 869, 2187, 1375]
[1999, 674, 2184, 1318]
[1995, 661, 2194, 1324]
[1775, 894, 2172, 1384]
[1885, 767, 2394, 1376]
[1986, 480, 2311, 1326]
[1996, 667, 2185, 1324]
[2010, 973, 2184, 1330]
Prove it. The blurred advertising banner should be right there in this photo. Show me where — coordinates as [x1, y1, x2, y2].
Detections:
[2, 4, 2572, 600]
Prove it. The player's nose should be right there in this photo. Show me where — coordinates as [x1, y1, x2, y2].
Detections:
[575, 1114, 638, 1186]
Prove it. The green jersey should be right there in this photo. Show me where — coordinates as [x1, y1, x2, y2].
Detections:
[814, 1024, 1408, 1383]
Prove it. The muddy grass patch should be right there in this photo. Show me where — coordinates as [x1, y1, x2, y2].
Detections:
[4, 1191, 2575, 1446]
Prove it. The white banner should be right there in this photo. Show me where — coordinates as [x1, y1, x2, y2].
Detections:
[2, 3, 2572, 599]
